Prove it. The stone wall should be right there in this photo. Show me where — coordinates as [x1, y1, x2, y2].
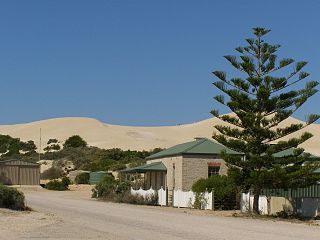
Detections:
[181, 155, 227, 191]
[147, 156, 183, 191]
[148, 155, 227, 191]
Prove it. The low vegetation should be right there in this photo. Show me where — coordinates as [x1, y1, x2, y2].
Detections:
[92, 176, 158, 205]
[74, 172, 90, 184]
[0, 134, 163, 178]
[0, 184, 26, 210]
[192, 175, 238, 210]
[45, 177, 71, 191]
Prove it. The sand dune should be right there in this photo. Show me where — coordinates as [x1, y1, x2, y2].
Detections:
[0, 116, 319, 155]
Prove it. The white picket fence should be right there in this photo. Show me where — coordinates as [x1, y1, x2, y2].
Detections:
[173, 189, 213, 210]
[130, 187, 213, 209]
[130, 187, 167, 206]
[240, 193, 268, 215]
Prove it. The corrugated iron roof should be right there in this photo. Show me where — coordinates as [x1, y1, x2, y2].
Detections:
[121, 162, 167, 173]
[146, 138, 242, 160]
[0, 159, 39, 166]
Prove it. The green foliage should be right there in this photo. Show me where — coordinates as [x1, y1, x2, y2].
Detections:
[41, 145, 162, 172]
[0, 132, 163, 173]
[92, 175, 117, 198]
[44, 144, 61, 152]
[40, 167, 63, 180]
[45, 177, 70, 191]
[63, 135, 87, 148]
[0, 135, 36, 157]
[74, 172, 90, 184]
[61, 176, 71, 186]
[47, 139, 58, 145]
[211, 27, 320, 213]
[91, 176, 157, 205]
[0, 184, 26, 210]
[193, 192, 208, 210]
[192, 175, 237, 210]
[116, 192, 158, 206]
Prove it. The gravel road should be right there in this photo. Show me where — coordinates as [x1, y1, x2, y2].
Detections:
[3, 188, 319, 240]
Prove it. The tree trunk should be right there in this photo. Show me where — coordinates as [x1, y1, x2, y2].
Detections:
[253, 187, 261, 214]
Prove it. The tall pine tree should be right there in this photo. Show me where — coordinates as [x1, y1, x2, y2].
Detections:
[211, 28, 320, 214]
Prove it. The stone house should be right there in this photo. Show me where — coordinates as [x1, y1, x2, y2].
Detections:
[123, 138, 243, 192]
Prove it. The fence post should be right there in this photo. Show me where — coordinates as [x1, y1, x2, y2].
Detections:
[212, 188, 215, 211]
[177, 188, 180, 208]
[166, 187, 169, 206]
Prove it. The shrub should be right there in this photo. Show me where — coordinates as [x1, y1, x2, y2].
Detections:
[61, 176, 71, 186]
[117, 192, 158, 205]
[63, 135, 87, 148]
[41, 167, 63, 180]
[0, 184, 26, 210]
[91, 176, 158, 206]
[192, 192, 208, 209]
[45, 177, 70, 191]
[91, 175, 117, 198]
[74, 172, 90, 184]
[192, 175, 237, 210]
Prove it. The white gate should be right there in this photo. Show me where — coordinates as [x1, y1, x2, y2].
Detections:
[130, 187, 167, 206]
[173, 189, 213, 210]
[240, 193, 268, 214]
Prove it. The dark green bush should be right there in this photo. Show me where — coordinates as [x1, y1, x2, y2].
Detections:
[91, 175, 117, 198]
[192, 175, 237, 210]
[63, 135, 87, 148]
[74, 172, 90, 184]
[45, 177, 70, 191]
[0, 184, 26, 210]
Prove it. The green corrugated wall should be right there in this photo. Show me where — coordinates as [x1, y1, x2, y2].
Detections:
[261, 184, 320, 198]
[89, 171, 109, 185]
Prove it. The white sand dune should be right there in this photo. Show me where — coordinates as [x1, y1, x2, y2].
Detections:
[0, 116, 319, 155]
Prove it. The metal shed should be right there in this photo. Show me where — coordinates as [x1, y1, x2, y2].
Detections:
[0, 159, 40, 185]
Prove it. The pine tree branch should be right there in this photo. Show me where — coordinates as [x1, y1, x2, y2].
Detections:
[264, 123, 308, 143]
[216, 115, 244, 128]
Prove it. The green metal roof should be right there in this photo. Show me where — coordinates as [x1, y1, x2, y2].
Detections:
[121, 162, 167, 173]
[271, 148, 320, 174]
[146, 138, 242, 160]
[272, 147, 319, 159]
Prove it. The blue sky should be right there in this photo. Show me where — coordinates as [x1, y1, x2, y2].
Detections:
[0, 1, 319, 125]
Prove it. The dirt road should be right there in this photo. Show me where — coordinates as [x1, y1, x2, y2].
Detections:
[2, 188, 319, 240]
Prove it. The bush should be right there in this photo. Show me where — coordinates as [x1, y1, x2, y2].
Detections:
[192, 175, 237, 210]
[91, 176, 158, 206]
[41, 167, 63, 180]
[117, 192, 158, 205]
[91, 175, 117, 198]
[192, 192, 208, 209]
[0, 184, 26, 210]
[45, 177, 70, 191]
[74, 172, 90, 184]
[63, 135, 87, 148]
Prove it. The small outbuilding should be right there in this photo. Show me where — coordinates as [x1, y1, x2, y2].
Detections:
[0, 159, 40, 185]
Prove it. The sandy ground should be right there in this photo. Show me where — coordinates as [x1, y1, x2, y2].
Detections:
[0, 186, 319, 240]
[0, 116, 319, 155]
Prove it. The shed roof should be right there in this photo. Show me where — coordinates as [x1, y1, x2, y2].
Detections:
[121, 162, 167, 173]
[146, 138, 242, 160]
[0, 159, 39, 166]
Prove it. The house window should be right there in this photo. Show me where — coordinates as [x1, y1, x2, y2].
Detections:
[208, 162, 221, 177]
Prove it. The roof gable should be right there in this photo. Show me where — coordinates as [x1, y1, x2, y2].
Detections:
[146, 138, 242, 160]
